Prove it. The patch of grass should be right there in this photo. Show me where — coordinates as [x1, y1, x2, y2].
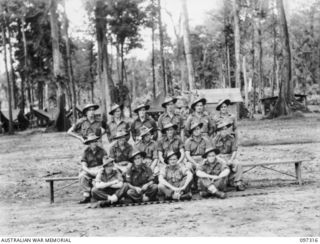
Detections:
[277, 111, 305, 120]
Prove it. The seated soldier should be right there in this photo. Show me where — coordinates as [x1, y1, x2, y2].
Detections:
[158, 123, 185, 166]
[91, 157, 128, 207]
[158, 151, 193, 200]
[185, 121, 212, 171]
[136, 126, 159, 177]
[213, 120, 245, 191]
[196, 147, 230, 199]
[79, 133, 107, 204]
[109, 131, 133, 174]
[68, 104, 105, 143]
[125, 149, 158, 203]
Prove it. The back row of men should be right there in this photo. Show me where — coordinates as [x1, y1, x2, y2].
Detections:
[67, 96, 245, 206]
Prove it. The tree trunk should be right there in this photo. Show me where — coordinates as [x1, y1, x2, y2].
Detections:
[2, 25, 14, 134]
[157, 0, 167, 95]
[271, 0, 293, 117]
[243, 56, 248, 108]
[181, 0, 195, 90]
[232, 0, 241, 88]
[151, 0, 156, 98]
[252, 16, 256, 115]
[49, 0, 67, 131]
[88, 41, 95, 103]
[272, 9, 277, 97]
[62, 0, 77, 124]
[258, 18, 264, 101]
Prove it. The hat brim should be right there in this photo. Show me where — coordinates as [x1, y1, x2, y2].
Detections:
[103, 158, 114, 167]
[141, 128, 153, 138]
[83, 104, 99, 114]
[133, 105, 150, 113]
[202, 148, 220, 158]
[84, 136, 100, 145]
[216, 99, 231, 111]
[113, 132, 129, 140]
[109, 104, 124, 115]
[162, 98, 177, 108]
[130, 151, 146, 161]
[165, 151, 181, 163]
[161, 124, 178, 133]
[189, 122, 203, 133]
[217, 122, 233, 131]
[191, 98, 207, 109]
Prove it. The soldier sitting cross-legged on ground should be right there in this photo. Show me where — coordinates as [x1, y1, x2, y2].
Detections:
[78, 133, 108, 204]
[125, 149, 158, 203]
[196, 147, 230, 199]
[158, 151, 193, 201]
[91, 157, 128, 207]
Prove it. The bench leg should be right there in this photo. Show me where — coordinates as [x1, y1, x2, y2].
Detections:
[295, 162, 302, 185]
[50, 181, 54, 203]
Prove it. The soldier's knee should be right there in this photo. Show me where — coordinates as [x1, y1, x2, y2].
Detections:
[127, 189, 136, 197]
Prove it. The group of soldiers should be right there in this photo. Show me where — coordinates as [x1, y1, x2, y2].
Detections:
[67, 96, 245, 207]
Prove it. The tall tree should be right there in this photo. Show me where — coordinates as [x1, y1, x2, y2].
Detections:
[232, 0, 241, 88]
[181, 0, 195, 90]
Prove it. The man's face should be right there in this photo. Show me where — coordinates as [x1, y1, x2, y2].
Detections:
[89, 140, 98, 150]
[220, 103, 228, 114]
[207, 151, 216, 163]
[166, 127, 175, 137]
[86, 107, 95, 118]
[103, 164, 113, 174]
[192, 126, 201, 137]
[133, 154, 143, 166]
[114, 108, 121, 118]
[195, 102, 204, 113]
[168, 155, 178, 166]
[143, 133, 151, 142]
[118, 137, 126, 145]
[166, 102, 175, 113]
[138, 108, 146, 118]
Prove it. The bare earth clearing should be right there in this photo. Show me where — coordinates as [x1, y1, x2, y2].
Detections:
[0, 114, 320, 236]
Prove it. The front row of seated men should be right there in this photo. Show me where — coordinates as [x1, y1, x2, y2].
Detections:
[79, 129, 243, 206]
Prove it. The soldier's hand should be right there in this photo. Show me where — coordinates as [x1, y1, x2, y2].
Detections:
[211, 175, 220, 181]
[135, 187, 142, 194]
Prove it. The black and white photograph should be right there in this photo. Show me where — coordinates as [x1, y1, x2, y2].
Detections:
[0, 0, 319, 238]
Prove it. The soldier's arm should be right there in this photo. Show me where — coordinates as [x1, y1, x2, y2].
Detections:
[158, 174, 179, 191]
[184, 116, 192, 138]
[67, 120, 85, 143]
[179, 170, 193, 191]
[185, 151, 197, 166]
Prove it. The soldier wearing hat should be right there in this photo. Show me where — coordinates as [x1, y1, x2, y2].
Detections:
[106, 104, 130, 143]
[157, 122, 185, 166]
[91, 157, 128, 207]
[78, 133, 108, 204]
[125, 149, 158, 202]
[135, 126, 159, 176]
[158, 151, 193, 200]
[196, 147, 230, 199]
[109, 131, 133, 174]
[130, 103, 158, 142]
[214, 99, 237, 139]
[185, 97, 215, 138]
[212, 120, 245, 191]
[68, 103, 105, 143]
[158, 97, 185, 140]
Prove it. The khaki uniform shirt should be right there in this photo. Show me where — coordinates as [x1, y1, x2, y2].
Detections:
[106, 118, 130, 142]
[197, 157, 228, 176]
[136, 140, 158, 160]
[131, 115, 158, 141]
[109, 141, 133, 163]
[185, 113, 215, 138]
[158, 112, 184, 135]
[185, 136, 212, 156]
[157, 135, 184, 158]
[74, 118, 102, 139]
[126, 164, 154, 187]
[214, 113, 237, 133]
[160, 164, 188, 187]
[213, 134, 238, 155]
[81, 146, 107, 168]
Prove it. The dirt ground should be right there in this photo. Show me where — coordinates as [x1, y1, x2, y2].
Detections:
[0, 114, 320, 236]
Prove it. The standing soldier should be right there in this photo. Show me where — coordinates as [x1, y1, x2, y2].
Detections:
[131, 103, 158, 142]
[135, 126, 159, 176]
[125, 149, 158, 202]
[158, 151, 193, 200]
[106, 104, 130, 143]
[158, 97, 185, 140]
[214, 99, 237, 139]
[185, 97, 215, 139]
[157, 123, 185, 166]
[78, 133, 107, 204]
[109, 131, 133, 174]
[91, 157, 128, 207]
[213, 120, 245, 191]
[68, 103, 105, 143]
[196, 147, 230, 199]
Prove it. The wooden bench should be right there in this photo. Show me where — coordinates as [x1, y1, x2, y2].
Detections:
[242, 159, 308, 185]
[45, 177, 78, 203]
